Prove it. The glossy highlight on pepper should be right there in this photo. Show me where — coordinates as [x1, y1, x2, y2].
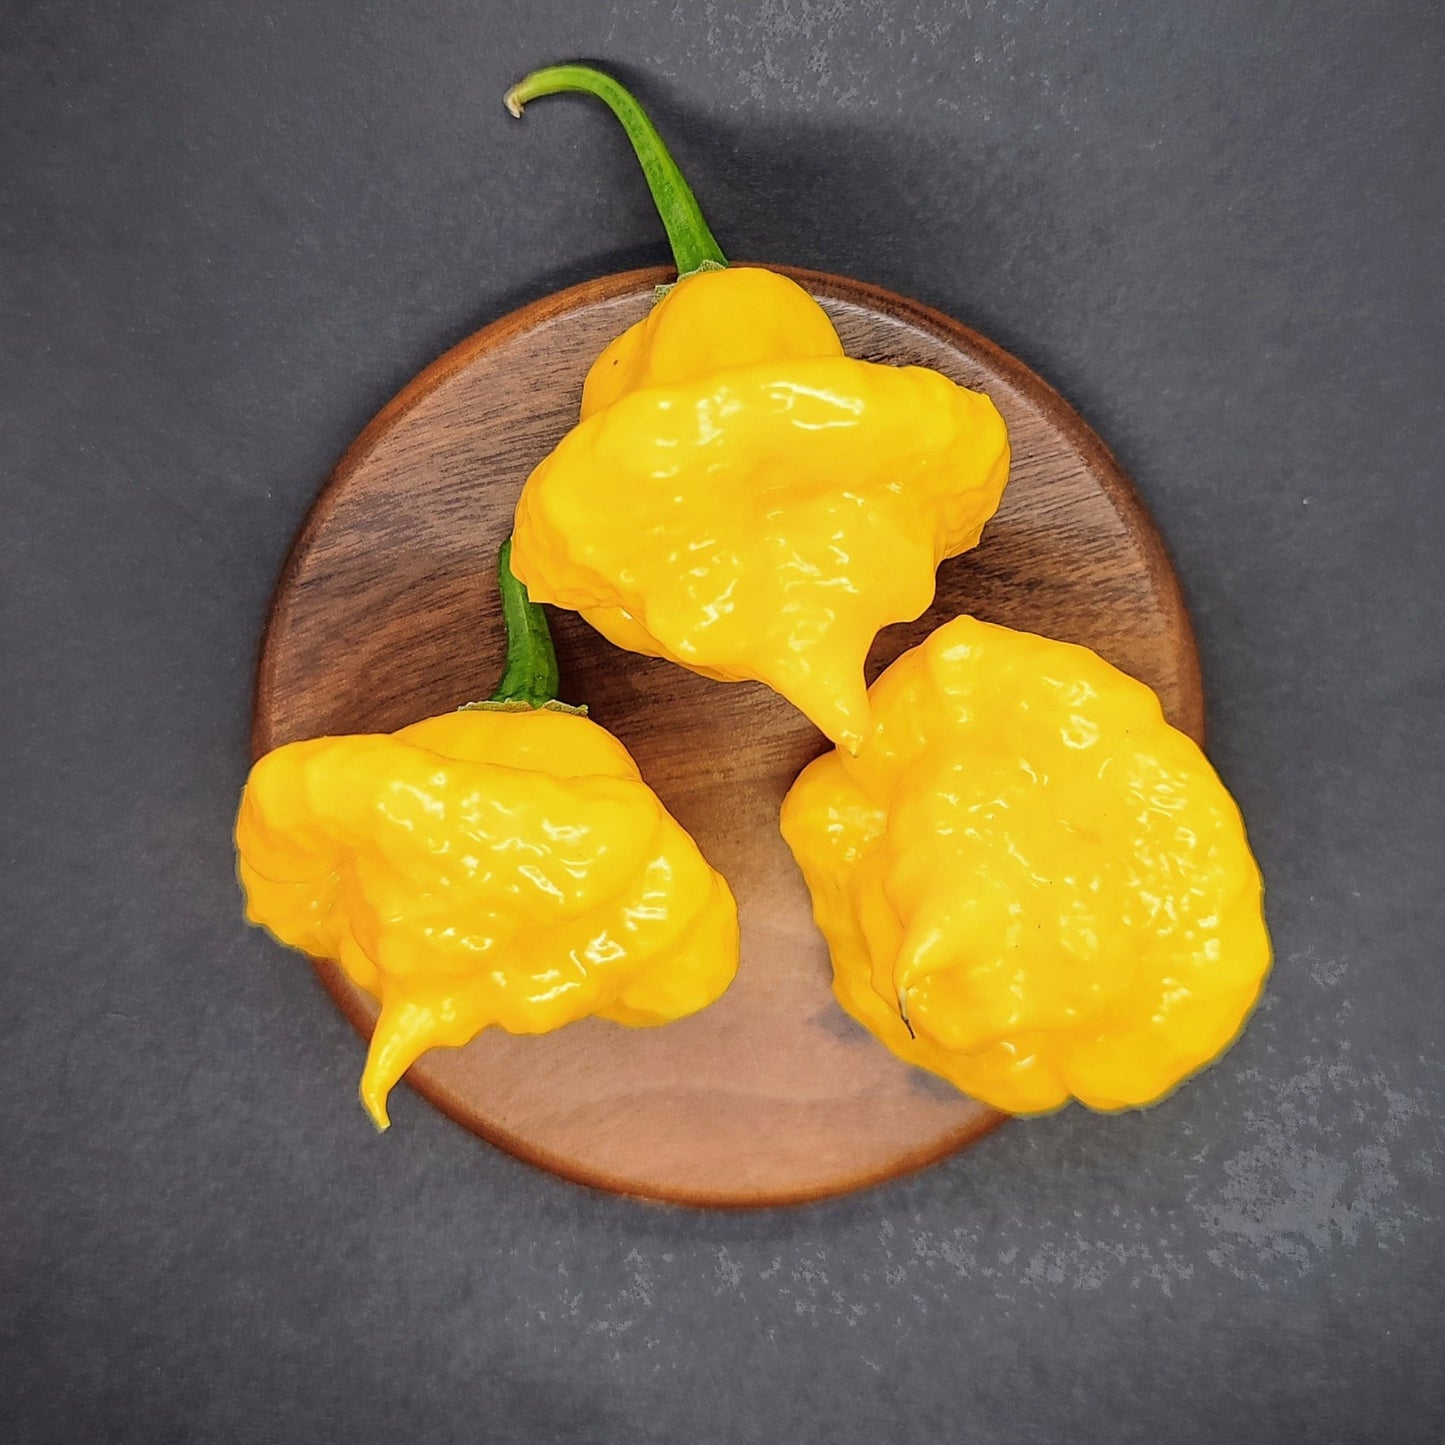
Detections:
[781, 615, 1271, 1114]
[505, 65, 1010, 752]
[235, 543, 739, 1128]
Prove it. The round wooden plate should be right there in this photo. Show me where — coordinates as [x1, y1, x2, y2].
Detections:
[254, 266, 1203, 1207]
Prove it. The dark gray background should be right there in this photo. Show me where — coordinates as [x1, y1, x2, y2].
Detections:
[3, 1, 1441, 1440]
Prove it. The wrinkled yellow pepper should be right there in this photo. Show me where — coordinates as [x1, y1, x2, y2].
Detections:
[238, 544, 738, 1128]
[506, 67, 1009, 753]
[781, 616, 1270, 1113]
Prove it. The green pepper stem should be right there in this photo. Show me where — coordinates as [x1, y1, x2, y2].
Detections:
[505, 63, 727, 277]
[487, 538, 562, 708]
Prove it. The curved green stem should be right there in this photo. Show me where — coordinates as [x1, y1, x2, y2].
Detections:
[505, 63, 726, 277]
[487, 538, 563, 708]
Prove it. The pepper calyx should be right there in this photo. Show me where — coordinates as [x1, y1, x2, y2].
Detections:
[652, 257, 727, 302]
[458, 698, 589, 717]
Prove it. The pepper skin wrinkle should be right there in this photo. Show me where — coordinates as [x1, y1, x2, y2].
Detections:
[505, 65, 1010, 752]
[780, 616, 1271, 1113]
[236, 542, 738, 1129]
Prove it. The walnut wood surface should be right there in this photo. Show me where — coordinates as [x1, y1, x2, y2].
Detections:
[253, 266, 1204, 1207]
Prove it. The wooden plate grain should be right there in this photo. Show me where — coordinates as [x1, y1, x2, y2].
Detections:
[253, 266, 1203, 1207]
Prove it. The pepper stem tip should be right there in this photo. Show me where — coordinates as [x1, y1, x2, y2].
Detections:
[500, 61, 725, 277]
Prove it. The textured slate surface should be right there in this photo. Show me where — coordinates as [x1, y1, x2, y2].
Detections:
[2, 2, 1441, 1440]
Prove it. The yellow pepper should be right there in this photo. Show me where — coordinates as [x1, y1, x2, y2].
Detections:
[237, 543, 738, 1128]
[505, 66, 1010, 753]
[780, 616, 1270, 1113]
